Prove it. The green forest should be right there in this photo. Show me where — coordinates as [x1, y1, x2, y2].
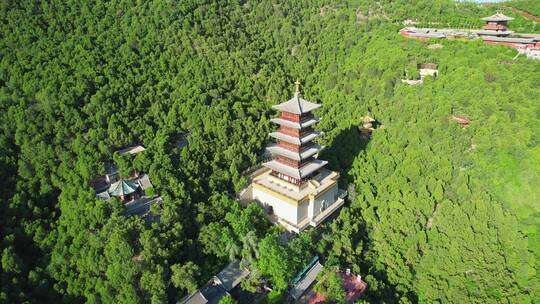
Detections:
[1, 0, 539, 303]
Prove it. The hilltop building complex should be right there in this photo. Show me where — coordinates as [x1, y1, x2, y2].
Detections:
[399, 13, 540, 60]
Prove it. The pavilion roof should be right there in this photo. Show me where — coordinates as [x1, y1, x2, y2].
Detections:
[482, 13, 514, 22]
[108, 179, 139, 196]
[272, 95, 321, 114]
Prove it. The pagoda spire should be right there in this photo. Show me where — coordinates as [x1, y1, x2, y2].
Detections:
[294, 79, 301, 96]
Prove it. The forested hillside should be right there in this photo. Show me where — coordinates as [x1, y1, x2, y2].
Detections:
[509, 0, 540, 16]
[1, 0, 538, 303]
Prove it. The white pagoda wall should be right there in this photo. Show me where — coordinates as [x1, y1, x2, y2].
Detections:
[311, 184, 339, 219]
[298, 201, 308, 223]
[252, 187, 296, 223]
[253, 187, 307, 225]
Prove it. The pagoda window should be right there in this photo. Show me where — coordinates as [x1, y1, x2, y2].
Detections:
[277, 156, 301, 168]
[274, 172, 301, 185]
[278, 141, 301, 152]
[276, 156, 315, 168]
[280, 112, 301, 122]
[279, 126, 301, 137]
[277, 126, 314, 137]
[276, 156, 314, 168]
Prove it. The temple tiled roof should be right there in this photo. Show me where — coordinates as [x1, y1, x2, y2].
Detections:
[137, 174, 153, 190]
[181, 291, 207, 304]
[180, 259, 248, 304]
[183, 284, 227, 304]
[96, 191, 110, 200]
[472, 29, 513, 36]
[213, 260, 250, 292]
[290, 261, 324, 300]
[409, 31, 447, 38]
[482, 36, 534, 43]
[482, 13, 514, 22]
[124, 196, 162, 217]
[272, 95, 321, 114]
[108, 179, 139, 196]
[263, 159, 327, 179]
[517, 33, 540, 40]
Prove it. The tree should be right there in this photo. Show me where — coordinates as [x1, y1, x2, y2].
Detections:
[219, 295, 238, 304]
[255, 235, 295, 291]
[171, 262, 200, 295]
[1, 246, 23, 274]
[314, 268, 345, 303]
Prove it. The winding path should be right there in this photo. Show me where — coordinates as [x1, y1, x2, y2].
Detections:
[508, 7, 540, 22]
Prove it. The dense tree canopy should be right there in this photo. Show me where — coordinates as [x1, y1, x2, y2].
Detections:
[1, 0, 538, 303]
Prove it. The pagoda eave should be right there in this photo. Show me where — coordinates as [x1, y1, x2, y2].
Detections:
[270, 117, 320, 129]
[269, 131, 323, 145]
[266, 144, 323, 161]
[272, 96, 322, 114]
[263, 159, 328, 179]
[482, 13, 514, 22]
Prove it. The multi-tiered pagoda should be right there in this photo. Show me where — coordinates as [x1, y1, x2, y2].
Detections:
[264, 81, 326, 185]
[251, 81, 345, 233]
